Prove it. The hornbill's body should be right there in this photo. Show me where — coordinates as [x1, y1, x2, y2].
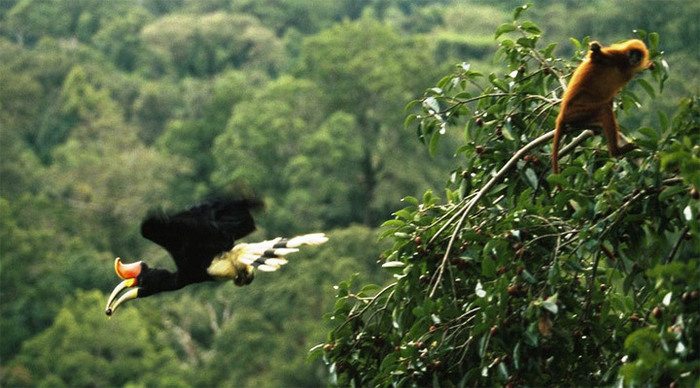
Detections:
[105, 198, 327, 316]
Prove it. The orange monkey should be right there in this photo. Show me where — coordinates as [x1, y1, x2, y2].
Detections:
[551, 39, 653, 173]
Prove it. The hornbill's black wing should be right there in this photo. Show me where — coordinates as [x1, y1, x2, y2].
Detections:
[140, 199, 262, 277]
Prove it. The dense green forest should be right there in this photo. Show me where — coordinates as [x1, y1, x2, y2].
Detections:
[0, 0, 698, 386]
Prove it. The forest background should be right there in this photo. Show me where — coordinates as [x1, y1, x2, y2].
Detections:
[0, 0, 698, 386]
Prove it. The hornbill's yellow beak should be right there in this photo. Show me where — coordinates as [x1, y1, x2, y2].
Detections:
[105, 258, 142, 316]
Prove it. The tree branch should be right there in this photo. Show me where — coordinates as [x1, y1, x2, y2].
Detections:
[429, 130, 556, 297]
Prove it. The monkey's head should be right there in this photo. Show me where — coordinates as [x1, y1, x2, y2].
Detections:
[614, 39, 653, 73]
[588, 39, 653, 74]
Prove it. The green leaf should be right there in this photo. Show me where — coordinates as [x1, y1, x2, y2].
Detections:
[498, 362, 509, 380]
[513, 4, 530, 20]
[481, 256, 496, 277]
[543, 43, 557, 57]
[404, 99, 421, 112]
[501, 124, 515, 141]
[658, 185, 685, 201]
[542, 294, 559, 314]
[423, 190, 437, 205]
[393, 232, 410, 239]
[516, 36, 535, 49]
[657, 110, 669, 130]
[569, 38, 582, 51]
[525, 168, 539, 189]
[636, 78, 655, 98]
[437, 75, 452, 89]
[381, 219, 405, 228]
[637, 126, 659, 143]
[379, 353, 399, 373]
[454, 91, 472, 99]
[404, 114, 417, 129]
[479, 333, 490, 358]
[429, 130, 441, 158]
[523, 328, 538, 347]
[649, 32, 659, 50]
[499, 38, 515, 49]
[519, 21, 541, 35]
[394, 209, 413, 220]
[489, 76, 509, 92]
[521, 269, 536, 284]
[402, 196, 419, 206]
[495, 23, 516, 38]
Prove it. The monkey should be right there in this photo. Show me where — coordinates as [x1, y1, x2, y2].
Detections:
[551, 39, 653, 174]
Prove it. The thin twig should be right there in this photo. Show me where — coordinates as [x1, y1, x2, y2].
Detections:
[665, 225, 690, 264]
[558, 130, 595, 158]
[435, 93, 511, 115]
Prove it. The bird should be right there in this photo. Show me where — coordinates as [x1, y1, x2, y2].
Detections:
[104, 198, 328, 316]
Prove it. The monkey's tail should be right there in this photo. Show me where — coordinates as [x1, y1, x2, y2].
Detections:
[551, 124, 561, 174]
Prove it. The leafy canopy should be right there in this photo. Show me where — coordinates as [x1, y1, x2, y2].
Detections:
[319, 8, 699, 387]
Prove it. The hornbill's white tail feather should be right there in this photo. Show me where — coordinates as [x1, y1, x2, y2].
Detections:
[285, 233, 328, 247]
[207, 233, 327, 280]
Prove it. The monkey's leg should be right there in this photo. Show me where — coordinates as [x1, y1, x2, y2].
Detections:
[599, 107, 636, 156]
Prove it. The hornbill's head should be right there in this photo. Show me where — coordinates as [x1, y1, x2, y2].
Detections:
[105, 258, 172, 316]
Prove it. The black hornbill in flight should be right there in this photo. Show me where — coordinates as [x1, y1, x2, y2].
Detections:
[105, 198, 327, 316]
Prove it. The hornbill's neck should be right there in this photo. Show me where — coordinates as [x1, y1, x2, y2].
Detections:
[140, 267, 208, 296]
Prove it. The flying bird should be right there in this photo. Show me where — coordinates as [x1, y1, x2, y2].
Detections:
[105, 198, 327, 316]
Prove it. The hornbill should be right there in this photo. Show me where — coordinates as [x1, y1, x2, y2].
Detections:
[105, 198, 327, 316]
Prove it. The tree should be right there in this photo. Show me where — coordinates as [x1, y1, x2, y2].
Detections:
[0, 196, 111, 361]
[229, 0, 341, 34]
[297, 16, 455, 224]
[280, 112, 365, 230]
[320, 10, 699, 387]
[211, 75, 326, 232]
[92, 7, 152, 72]
[49, 66, 191, 251]
[140, 12, 284, 77]
[3, 290, 189, 387]
[4, 0, 135, 45]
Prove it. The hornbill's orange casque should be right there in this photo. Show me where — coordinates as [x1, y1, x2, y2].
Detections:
[104, 198, 327, 316]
